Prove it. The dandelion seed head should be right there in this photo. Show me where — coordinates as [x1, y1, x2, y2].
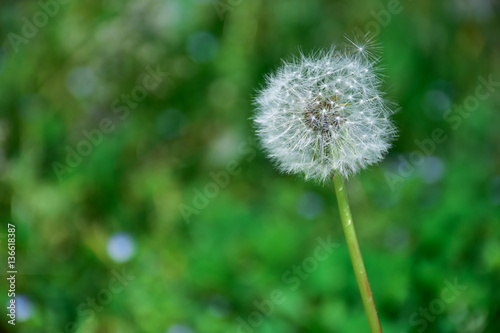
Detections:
[253, 36, 398, 183]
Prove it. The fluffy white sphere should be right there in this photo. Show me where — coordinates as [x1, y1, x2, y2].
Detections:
[254, 38, 397, 183]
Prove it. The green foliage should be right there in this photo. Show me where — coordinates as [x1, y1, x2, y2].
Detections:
[0, 0, 499, 332]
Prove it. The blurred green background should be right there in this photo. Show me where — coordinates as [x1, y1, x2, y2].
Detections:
[0, 0, 499, 332]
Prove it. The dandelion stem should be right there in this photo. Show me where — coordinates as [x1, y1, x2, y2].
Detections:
[332, 174, 382, 333]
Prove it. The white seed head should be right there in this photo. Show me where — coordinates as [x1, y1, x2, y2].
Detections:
[254, 37, 397, 183]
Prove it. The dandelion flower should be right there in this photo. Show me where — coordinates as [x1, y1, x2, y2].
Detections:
[254, 37, 397, 183]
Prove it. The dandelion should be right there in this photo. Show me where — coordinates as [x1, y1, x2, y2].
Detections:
[254, 36, 397, 183]
[253, 36, 398, 333]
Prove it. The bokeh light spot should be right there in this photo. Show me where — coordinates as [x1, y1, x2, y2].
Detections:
[297, 192, 324, 219]
[16, 295, 34, 322]
[187, 31, 219, 62]
[107, 232, 136, 263]
[167, 324, 193, 333]
[66, 66, 97, 99]
[417, 156, 445, 184]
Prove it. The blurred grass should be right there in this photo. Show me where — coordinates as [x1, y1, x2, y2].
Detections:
[0, 0, 500, 332]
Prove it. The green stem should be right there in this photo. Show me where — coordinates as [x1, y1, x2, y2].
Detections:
[332, 174, 382, 333]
